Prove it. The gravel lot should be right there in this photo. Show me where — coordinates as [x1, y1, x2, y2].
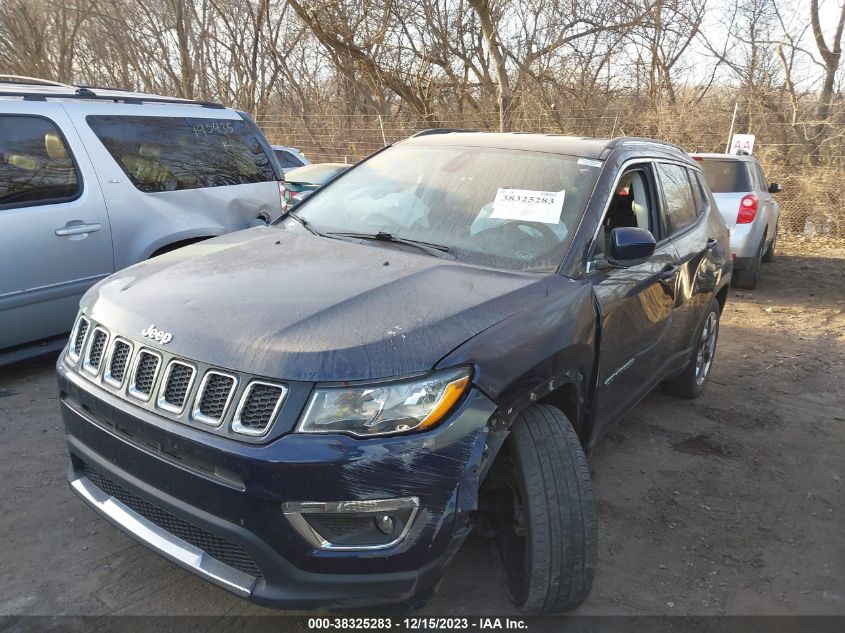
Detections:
[1, 236, 843, 617]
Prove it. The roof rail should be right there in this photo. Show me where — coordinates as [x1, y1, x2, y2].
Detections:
[607, 136, 687, 153]
[0, 74, 72, 88]
[412, 128, 480, 138]
[0, 86, 225, 109]
[75, 83, 125, 91]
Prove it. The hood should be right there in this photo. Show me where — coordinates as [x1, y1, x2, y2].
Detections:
[83, 226, 549, 382]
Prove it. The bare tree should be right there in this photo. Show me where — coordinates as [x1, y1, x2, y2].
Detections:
[0, 0, 92, 82]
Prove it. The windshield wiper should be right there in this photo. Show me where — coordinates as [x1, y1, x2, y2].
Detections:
[326, 231, 456, 260]
[283, 210, 324, 237]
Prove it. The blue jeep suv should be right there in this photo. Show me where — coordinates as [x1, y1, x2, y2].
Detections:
[58, 132, 731, 613]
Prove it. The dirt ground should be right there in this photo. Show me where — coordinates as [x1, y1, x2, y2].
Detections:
[0, 235, 843, 617]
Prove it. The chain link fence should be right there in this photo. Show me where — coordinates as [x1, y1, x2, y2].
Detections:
[258, 108, 845, 237]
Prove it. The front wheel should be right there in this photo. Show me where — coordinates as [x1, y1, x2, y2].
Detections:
[490, 405, 597, 613]
[662, 297, 721, 399]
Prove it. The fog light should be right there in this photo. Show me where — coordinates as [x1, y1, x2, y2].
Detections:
[282, 497, 419, 551]
[375, 514, 394, 535]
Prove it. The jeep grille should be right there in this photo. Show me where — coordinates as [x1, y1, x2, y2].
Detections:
[70, 317, 90, 360]
[159, 361, 195, 412]
[130, 351, 160, 399]
[194, 372, 236, 424]
[65, 316, 287, 440]
[233, 382, 287, 436]
[83, 327, 108, 375]
[105, 340, 131, 386]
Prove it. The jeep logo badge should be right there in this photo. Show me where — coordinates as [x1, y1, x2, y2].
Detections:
[141, 324, 173, 345]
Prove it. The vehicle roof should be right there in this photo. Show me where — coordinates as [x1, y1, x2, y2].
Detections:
[690, 152, 758, 162]
[0, 81, 225, 110]
[400, 131, 689, 161]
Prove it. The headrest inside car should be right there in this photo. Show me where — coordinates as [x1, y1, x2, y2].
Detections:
[44, 133, 68, 160]
[139, 144, 161, 159]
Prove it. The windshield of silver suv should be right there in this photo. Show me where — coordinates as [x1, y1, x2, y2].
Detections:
[288, 144, 601, 272]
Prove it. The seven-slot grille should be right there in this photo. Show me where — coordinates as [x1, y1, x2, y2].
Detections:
[83, 328, 108, 374]
[130, 351, 161, 400]
[194, 372, 236, 424]
[105, 339, 131, 386]
[70, 317, 90, 360]
[158, 361, 195, 412]
[66, 317, 286, 437]
[233, 382, 287, 435]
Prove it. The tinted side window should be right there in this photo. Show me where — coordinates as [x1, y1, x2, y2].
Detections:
[0, 116, 80, 208]
[689, 170, 708, 217]
[87, 115, 277, 193]
[275, 150, 304, 169]
[657, 163, 697, 234]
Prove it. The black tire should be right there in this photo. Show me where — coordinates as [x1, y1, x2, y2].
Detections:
[732, 237, 764, 289]
[662, 296, 721, 399]
[762, 225, 777, 262]
[493, 405, 597, 614]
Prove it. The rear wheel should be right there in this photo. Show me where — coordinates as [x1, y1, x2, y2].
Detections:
[489, 405, 597, 613]
[762, 225, 777, 262]
[662, 296, 721, 399]
[732, 237, 764, 289]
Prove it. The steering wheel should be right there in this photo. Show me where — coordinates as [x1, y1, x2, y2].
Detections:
[360, 212, 399, 229]
[499, 220, 559, 244]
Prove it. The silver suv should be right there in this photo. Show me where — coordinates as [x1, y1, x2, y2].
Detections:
[691, 153, 781, 289]
[0, 79, 284, 364]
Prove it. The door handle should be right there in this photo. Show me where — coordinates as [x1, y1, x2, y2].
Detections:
[706, 237, 718, 251]
[55, 223, 102, 236]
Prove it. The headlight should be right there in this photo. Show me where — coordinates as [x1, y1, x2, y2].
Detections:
[297, 368, 471, 437]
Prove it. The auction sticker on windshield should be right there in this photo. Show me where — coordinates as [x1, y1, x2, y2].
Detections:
[490, 188, 566, 224]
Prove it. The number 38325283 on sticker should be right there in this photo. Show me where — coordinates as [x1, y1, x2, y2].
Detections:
[489, 188, 566, 224]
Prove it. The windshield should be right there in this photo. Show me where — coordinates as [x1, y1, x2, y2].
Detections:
[699, 159, 752, 193]
[290, 144, 601, 272]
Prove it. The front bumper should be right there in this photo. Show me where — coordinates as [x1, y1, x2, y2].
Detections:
[58, 358, 496, 609]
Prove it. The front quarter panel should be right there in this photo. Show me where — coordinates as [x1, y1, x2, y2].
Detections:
[437, 276, 597, 429]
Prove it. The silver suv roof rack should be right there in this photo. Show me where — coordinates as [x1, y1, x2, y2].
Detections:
[0, 74, 72, 87]
[0, 84, 225, 109]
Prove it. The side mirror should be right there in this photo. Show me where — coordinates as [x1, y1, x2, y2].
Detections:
[609, 227, 656, 263]
[768, 182, 782, 194]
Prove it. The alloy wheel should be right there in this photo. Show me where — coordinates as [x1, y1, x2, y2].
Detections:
[695, 311, 718, 385]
